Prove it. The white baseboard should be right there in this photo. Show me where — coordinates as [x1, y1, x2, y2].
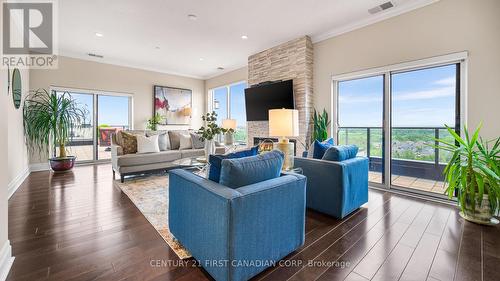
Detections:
[7, 167, 30, 199]
[29, 162, 50, 172]
[0, 241, 14, 281]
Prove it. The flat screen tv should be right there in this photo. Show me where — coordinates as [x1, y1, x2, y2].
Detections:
[244, 80, 294, 121]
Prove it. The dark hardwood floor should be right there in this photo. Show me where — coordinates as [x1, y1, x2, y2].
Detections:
[6, 164, 500, 281]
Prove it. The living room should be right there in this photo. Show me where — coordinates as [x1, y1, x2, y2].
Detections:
[1, 0, 499, 281]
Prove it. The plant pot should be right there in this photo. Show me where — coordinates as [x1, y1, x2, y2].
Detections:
[460, 194, 499, 225]
[49, 156, 76, 172]
[204, 139, 216, 160]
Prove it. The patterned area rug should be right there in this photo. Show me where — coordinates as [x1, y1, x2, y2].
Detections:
[114, 174, 192, 259]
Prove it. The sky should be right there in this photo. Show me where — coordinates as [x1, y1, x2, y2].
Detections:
[338, 64, 457, 128]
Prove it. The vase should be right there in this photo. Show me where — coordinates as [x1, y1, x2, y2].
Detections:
[460, 194, 499, 225]
[49, 156, 76, 172]
[204, 139, 216, 160]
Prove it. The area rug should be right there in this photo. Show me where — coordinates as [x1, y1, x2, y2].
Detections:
[114, 174, 192, 259]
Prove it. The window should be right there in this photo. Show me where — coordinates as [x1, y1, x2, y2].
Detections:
[54, 89, 132, 162]
[209, 81, 248, 143]
[333, 52, 466, 198]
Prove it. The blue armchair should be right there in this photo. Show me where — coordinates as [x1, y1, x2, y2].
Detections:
[168, 169, 307, 281]
[294, 156, 368, 219]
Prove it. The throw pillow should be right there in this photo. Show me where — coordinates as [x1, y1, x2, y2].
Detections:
[179, 133, 193, 150]
[136, 135, 160, 154]
[146, 131, 170, 151]
[190, 132, 205, 149]
[310, 138, 335, 159]
[219, 150, 284, 189]
[121, 131, 139, 154]
[208, 146, 259, 183]
[322, 145, 359, 162]
[168, 130, 189, 150]
[158, 133, 170, 151]
[307, 138, 334, 158]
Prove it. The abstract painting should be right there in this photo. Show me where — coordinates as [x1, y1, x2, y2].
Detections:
[153, 85, 192, 125]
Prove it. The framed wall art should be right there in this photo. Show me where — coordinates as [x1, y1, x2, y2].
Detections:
[153, 85, 192, 125]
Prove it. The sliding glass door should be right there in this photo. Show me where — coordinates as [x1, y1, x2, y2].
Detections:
[337, 75, 385, 184]
[334, 54, 465, 198]
[56, 92, 95, 161]
[55, 89, 132, 163]
[97, 95, 131, 160]
[390, 64, 459, 194]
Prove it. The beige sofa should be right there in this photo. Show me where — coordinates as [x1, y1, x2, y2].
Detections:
[111, 130, 224, 182]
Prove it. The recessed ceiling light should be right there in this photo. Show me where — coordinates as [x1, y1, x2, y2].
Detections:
[199, 58, 204, 61]
[241, 35, 248, 40]
[155, 46, 160, 49]
[95, 32, 104, 37]
[187, 14, 197, 20]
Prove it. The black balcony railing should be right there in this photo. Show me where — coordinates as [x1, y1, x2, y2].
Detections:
[339, 126, 451, 181]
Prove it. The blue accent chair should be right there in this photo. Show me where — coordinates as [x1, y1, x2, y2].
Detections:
[294, 156, 369, 219]
[168, 169, 307, 281]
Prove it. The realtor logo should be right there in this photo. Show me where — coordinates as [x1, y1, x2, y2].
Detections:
[1, 0, 58, 69]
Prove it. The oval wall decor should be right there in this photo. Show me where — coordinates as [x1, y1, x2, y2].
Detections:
[12, 68, 22, 109]
[7, 66, 10, 95]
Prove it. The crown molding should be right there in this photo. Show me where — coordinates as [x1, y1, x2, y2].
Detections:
[311, 0, 440, 43]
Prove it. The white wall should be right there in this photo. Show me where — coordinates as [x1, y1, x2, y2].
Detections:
[30, 56, 206, 164]
[7, 69, 30, 198]
[205, 67, 248, 92]
[0, 68, 16, 281]
[313, 0, 500, 139]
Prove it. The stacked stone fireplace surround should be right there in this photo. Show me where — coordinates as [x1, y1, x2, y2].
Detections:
[247, 36, 314, 156]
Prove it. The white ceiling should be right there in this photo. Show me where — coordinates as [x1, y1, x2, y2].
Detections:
[58, 0, 438, 79]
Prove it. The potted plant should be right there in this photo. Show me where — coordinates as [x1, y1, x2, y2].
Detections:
[146, 112, 163, 131]
[197, 112, 231, 159]
[313, 109, 330, 142]
[23, 89, 87, 172]
[435, 124, 500, 225]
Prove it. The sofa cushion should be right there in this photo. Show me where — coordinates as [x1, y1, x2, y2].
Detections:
[121, 131, 140, 154]
[190, 133, 205, 149]
[322, 145, 359, 162]
[116, 150, 182, 166]
[180, 149, 204, 158]
[208, 146, 259, 183]
[219, 150, 284, 188]
[168, 130, 189, 150]
[309, 138, 335, 159]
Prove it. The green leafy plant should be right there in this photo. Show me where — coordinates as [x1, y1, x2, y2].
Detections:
[435, 123, 500, 217]
[313, 109, 330, 142]
[146, 113, 163, 131]
[196, 111, 231, 141]
[23, 89, 87, 158]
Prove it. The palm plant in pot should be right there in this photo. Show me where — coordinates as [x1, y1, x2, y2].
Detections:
[435, 124, 500, 225]
[23, 89, 87, 172]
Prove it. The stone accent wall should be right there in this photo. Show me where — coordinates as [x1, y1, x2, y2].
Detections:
[247, 36, 313, 155]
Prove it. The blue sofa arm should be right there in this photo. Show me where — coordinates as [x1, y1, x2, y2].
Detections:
[168, 169, 307, 281]
[294, 156, 368, 218]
